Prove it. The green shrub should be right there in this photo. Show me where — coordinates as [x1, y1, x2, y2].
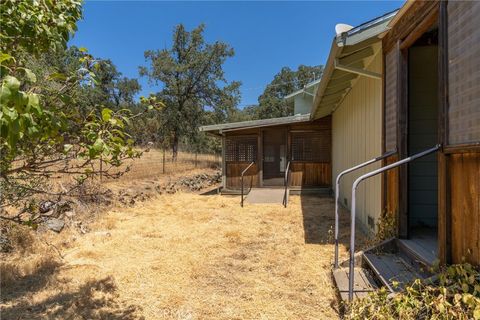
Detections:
[346, 263, 480, 320]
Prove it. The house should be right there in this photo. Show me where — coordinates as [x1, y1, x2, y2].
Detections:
[201, 0, 480, 301]
[200, 79, 332, 193]
[309, 0, 480, 300]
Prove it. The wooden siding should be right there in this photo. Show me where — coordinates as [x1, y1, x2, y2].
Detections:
[332, 52, 383, 234]
[447, 1, 480, 145]
[290, 162, 331, 187]
[383, 1, 439, 53]
[384, 47, 398, 151]
[385, 155, 399, 219]
[450, 152, 480, 265]
[223, 117, 332, 189]
[226, 162, 259, 189]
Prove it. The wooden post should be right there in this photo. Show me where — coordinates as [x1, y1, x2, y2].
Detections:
[99, 157, 103, 182]
[221, 134, 226, 189]
[258, 130, 263, 187]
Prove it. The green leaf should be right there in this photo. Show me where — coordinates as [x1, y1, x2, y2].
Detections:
[63, 144, 73, 153]
[0, 52, 13, 64]
[19, 67, 37, 83]
[474, 307, 480, 320]
[48, 72, 68, 81]
[24, 68, 37, 83]
[93, 137, 105, 152]
[0, 86, 12, 103]
[3, 76, 20, 92]
[101, 108, 113, 122]
[28, 93, 41, 114]
[79, 47, 88, 52]
[2, 106, 18, 120]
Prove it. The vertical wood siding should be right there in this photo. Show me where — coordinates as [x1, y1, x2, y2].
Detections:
[384, 48, 398, 151]
[385, 155, 399, 218]
[447, 1, 480, 144]
[450, 152, 480, 265]
[226, 163, 259, 189]
[332, 52, 383, 234]
[290, 162, 331, 187]
[223, 118, 332, 189]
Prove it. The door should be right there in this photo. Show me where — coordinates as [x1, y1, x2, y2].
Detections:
[262, 129, 286, 186]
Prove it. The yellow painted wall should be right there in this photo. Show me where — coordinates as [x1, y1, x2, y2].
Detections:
[332, 52, 383, 235]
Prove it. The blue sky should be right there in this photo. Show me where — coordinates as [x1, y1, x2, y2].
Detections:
[70, 1, 403, 107]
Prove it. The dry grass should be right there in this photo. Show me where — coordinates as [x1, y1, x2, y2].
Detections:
[108, 150, 220, 182]
[1, 192, 363, 319]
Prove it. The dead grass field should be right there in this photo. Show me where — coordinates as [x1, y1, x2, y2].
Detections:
[107, 150, 220, 181]
[0, 191, 363, 319]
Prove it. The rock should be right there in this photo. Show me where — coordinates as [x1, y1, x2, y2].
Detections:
[64, 210, 75, 218]
[45, 218, 65, 233]
[41, 209, 55, 217]
[39, 200, 55, 213]
[0, 234, 12, 253]
[55, 200, 72, 214]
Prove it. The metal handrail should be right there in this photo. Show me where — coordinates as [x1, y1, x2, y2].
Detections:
[347, 144, 441, 301]
[334, 149, 397, 268]
[240, 161, 255, 207]
[283, 161, 291, 208]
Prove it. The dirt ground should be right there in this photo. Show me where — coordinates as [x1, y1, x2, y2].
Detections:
[1, 191, 359, 319]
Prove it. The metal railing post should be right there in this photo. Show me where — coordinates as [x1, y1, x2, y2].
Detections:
[240, 161, 255, 208]
[334, 150, 396, 269]
[283, 161, 291, 208]
[347, 144, 441, 301]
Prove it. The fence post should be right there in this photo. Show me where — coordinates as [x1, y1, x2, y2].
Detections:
[162, 147, 166, 174]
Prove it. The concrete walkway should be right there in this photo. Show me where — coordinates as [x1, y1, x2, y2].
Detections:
[245, 188, 285, 204]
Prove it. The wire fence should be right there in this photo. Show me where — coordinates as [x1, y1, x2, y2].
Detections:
[105, 149, 221, 182]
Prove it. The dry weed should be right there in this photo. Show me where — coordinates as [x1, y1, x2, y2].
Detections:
[1, 192, 363, 319]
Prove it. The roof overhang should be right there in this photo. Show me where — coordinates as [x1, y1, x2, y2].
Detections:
[199, 113, 311, 136]
[310, 9, 398, 120]
[284, 78, 321, 104]
[387, 0, 414, 29]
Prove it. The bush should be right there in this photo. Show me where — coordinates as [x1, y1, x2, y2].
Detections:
[346, 263, 480, 320]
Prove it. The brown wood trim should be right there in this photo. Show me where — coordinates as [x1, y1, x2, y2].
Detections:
[437, 0, 451, 265]
[381, 49, 387, 213]
[443, 143, 480, 154]
[438, 152, 451, 264]
[290, 161, 330, 164]
[221, 135, 226, 188]
[400, 7, 439, 50]
[258, 129, 263, 187]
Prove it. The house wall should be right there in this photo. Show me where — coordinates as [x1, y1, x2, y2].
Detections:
[332, 52, 383, 234]
[446, 1, 480, 265]
[223, 118, 332, 189]
[381, 0, 480, 266]
[294, 95, 313, 115]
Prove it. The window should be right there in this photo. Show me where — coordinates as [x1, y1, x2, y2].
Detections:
[291, 132, 330, 162]
[225, 136, 257, 162]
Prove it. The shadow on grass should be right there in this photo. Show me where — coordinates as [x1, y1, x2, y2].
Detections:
[1, 259, 141, 319]
[299, 194, 367, 248]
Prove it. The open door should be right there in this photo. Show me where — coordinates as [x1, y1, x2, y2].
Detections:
[262, 129, 286, 186]
[401, 27, 440, 264]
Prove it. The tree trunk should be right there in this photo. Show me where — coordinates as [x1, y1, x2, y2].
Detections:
[172, 131, 179, 162]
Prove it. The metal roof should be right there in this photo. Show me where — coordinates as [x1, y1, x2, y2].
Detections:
[310, 9, 398, 120]
[199, 113, 311, 136]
